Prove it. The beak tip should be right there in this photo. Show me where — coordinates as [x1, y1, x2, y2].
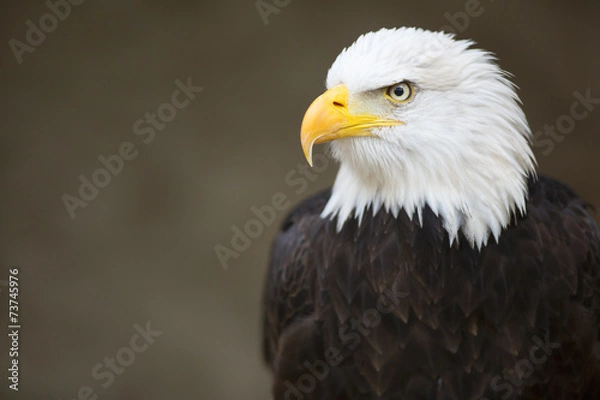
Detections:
[303, 146, 314, 167]
[301, 134, 315, 167]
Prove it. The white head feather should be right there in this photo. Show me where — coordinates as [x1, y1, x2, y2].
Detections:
[320, 27, 536, 248]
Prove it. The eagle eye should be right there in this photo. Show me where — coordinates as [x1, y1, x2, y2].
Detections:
[385, 82, 414, 103]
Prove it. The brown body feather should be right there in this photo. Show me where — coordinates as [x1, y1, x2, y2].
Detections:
[262, 175, 600, 399]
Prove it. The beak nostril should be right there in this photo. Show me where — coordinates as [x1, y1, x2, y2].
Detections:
[333, 101, 345, 108]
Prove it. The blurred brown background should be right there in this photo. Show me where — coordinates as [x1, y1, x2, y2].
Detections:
[0, 0, 599, 399]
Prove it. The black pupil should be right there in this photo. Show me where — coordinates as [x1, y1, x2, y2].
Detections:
[394, 85, 405, 98]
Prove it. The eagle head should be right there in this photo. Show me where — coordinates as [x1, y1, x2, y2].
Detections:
[300, 27, 536, 248]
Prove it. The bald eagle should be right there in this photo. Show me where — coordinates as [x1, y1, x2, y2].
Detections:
[261, 27, 600, 400]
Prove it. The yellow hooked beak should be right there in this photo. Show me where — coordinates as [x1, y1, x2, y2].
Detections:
[300, 84, 402, 166]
